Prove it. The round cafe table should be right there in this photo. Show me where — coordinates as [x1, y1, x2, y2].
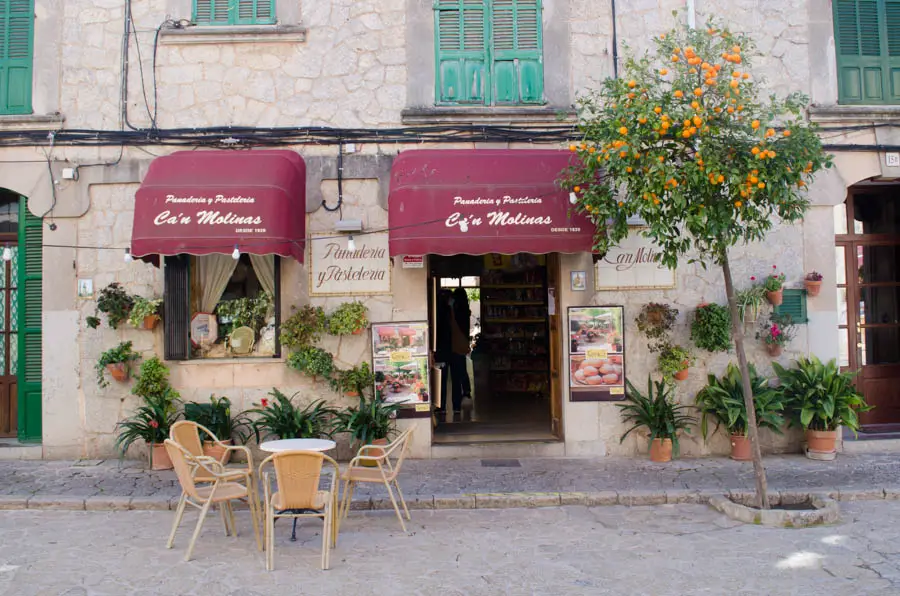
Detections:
[258, 438, 337, 541]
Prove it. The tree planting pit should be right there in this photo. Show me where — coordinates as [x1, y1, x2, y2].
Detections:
[708, 493, 840, 528]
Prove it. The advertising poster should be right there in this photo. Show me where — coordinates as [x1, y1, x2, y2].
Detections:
[371, 321, 430, 407]
[568, 306, 626, 402]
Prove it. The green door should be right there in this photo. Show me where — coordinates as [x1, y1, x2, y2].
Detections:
[16, 197, 40, 442]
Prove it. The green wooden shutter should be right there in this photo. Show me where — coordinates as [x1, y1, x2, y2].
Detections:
[0, 0, 33, 115]
[237, 0, 275, 24]
[16, 198, 40, 442]
[834, 0, 900, 104]
[193, 0, 230, 24]
[195, 0, 273, 25]
[773, 289, 809, 324]
[435, 0, 488, 104]
[491, 0, 543, 104]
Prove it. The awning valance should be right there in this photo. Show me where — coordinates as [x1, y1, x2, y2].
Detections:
[131, 150, 306, 262]
[387, 150, 594, 256]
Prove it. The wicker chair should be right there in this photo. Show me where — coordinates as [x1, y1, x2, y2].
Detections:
[164, 439, 261, 562]
[338, 427, 414, 533]
[229, 326, 255, 356]
[259, 450, 340, 571]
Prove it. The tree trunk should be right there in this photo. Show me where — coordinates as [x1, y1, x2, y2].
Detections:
[721, 249, 770, 509]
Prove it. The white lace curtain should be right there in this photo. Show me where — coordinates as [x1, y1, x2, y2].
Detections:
[249, 254, 276, 296]
[194, 254, 238, 313]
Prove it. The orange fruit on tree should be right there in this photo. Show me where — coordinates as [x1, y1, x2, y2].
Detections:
[732, 45, 741, 53]
[729, 80, 739, 88]
[691, 101, 700, 109]
[717, 174, 725, 183]
[674, 90, 684, 98]
[569, 144, 577, 152]
[672, 55, 680, 62]
[619, 126, 628, 135]
[751, 120, 760, 129]
[783, 130, 791, 137]
[735, 201, 743, 208]
[628, 80, 637, 88]
[726, 106, 735, 114]
[742, 73, 750, 79]
[659, 68, 668, 75]
[732, 71, 741, 78]
[654, 106, 662, 113]
[693, 116, 703, 126]
[694, 88, 704, 96]
[766, 128, 775, 137]
[573, 186, 581, 192]
[758, 182, 765, 189]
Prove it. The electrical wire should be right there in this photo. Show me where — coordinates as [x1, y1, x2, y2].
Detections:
[322, 141, 344, 213]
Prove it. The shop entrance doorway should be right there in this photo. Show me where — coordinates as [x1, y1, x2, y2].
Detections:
[428, 254, 562, 443]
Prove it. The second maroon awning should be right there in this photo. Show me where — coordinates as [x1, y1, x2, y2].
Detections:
[387, 150, 594, 256]
[131, 150, 307, 261]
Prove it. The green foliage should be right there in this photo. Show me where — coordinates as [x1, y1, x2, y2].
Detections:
[132, 357, 180, 403]
[763, 266, 786, 291]
[691, 303, 732, 352]
[86, 316, 101, 329]
[331, 362, 375, 396]
[92, 283, 134, 329]
[287, 346, 335, 379]
[215, 292, 272, 333]
[465, 287, 481, 302]
[562, 21, 830, 268]
[757, 313, 796, 347]
[127, 297, 162, 328]
[115, 356, 180, 456]
[247, 389, 339, 441]
[327, 301, 369, 336]
[635, 302, 679, 352]
[736, 284, 766, 322]
[95, 341, 140, 388]
[184, 395, 251, 443]
[335, 394, 403, 445]
[657, 343, 695, 380]
[280, 305, 326, 350]
[618, 375, 694, 455]
[772, 356, 873, 434]
[695, 362, 785, 437]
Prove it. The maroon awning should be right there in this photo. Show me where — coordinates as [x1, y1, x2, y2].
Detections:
[131, 150, 306, 262]
[388, 150, 594, 256]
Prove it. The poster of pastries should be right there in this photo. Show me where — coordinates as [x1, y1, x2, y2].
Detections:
[568, 306, 626, 402]
[371, 322, 431, 407]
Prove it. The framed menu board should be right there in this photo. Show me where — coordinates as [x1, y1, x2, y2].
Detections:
[371, 321, 431, 409]
[568, 306, 626, 402]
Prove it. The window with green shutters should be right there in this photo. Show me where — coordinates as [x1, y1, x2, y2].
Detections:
[193, 0, 275, 26]
[17, 198, 40, 442]
[0, 0, 34, 115]
[834, 0, 900, 104]
[434, 0, 544, 106]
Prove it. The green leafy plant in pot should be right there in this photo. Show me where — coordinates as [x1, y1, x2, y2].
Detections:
[327, 301, 369, 336]
[96, 341, 140, 387]
[287, 346, 335, 381]
[331, 362, 374, 397]
[248, 389, 339, 441]
[115, 357, 181, 470]
[694, 363, 786, 461]
[336, 394, 404, 466]
[658, 343, 696, 382]
[772, 356, 873, 458]
[763, 265, 787, 306]
[635, 302, 678, 352]
[280, 305, 326, 350]
[184, 395, 251, 463]
[87, 282, 135, 329]
[128, 297, 162, 330]
[215, 292, 272, 335]
[756, 313, 796, 357]
[618, 376, 694, 462]
[736, 280, 766, 324]
[690, 303, 732, 353]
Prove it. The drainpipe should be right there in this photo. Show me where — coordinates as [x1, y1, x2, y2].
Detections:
[611, 0, 619, 79]
[686, 0, 696, 29]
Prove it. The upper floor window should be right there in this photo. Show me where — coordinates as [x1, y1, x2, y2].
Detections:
[0, 0, 33, 115]
[834, 0, 900, 104]
[193, 0, 276, 26]
[434, 0, 544, 106]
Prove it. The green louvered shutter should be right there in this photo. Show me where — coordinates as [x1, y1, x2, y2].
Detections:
[886, 0, 900, 101]
[193, 0, 232, 24]
[834, 0, 900, 104]
[236, 0, 275, 24]
[0, 0, 33, 115]
[435, 0, 488, 104]
[491, 0, 543, 104]
[16, 198, 40, 442]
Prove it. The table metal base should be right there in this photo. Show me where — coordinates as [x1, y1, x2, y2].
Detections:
[275, 509, 317, 541]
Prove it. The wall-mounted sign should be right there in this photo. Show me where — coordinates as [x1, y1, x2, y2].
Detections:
[402, 255, 424, 269]
[309, 231, 391, 296]
[372, 321, 430, 407]
[568, 305, 625, 402]
[594, 227, 676, 291]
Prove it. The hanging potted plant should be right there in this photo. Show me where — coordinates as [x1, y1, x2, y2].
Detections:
[335, 394, 404, 466]
[247, 389, 339, 441]
[331, 362, 375, 397]
[695, 363, 787, 461]
[184, 395, 251, 464]
[95, 341, 140, 387]
[690, 303, 732, 353]
[287, 346, 335, 382]
[86, 282, 135, 329]
[115, 357, 180, 470]
[279, 305, 327, 350]
[635, 302, 679, 352]
[763, 265, 787, 306]
[804, 271, 823, 297]
[757, 314, 796, 357]
[128, 297, 163, 330]
[327, 301, 369, 336]
[658, 343, 695, 382]
[736, 281, 766, 324]
[618, 376, 694, 462]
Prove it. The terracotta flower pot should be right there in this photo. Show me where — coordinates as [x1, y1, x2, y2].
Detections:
[673, 361, 689, 381]
[352, 328, 363, 336]
[202, 439, 232, 464]
[142, 314, 160, 330]
[730, 434, 753, 461]
[106, 363, 129, 383]
[649, 438, 673, 462]
[766, 289, 783, 306]
[806, 429, 837, 454]
[150, 442, 173, 470]
[805, 280, 822, 297]
[344, 390, 360, 398]
[360, 438, 388, 468]
[766, 343, 783, 357]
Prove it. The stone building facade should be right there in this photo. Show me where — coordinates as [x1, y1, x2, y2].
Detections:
[0, 0, 891, 461]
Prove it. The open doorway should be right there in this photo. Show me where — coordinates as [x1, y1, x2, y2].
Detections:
[429, 254, 560, 443]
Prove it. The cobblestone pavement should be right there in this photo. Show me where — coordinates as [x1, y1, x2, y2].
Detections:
[1, 501, 900, 595]
[1, 453, 899, 509]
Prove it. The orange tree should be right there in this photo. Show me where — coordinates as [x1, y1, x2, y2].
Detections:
[562, 22, 830, 509]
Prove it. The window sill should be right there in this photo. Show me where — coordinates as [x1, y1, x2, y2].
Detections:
[158, 24, 307, 45]
[171, 357, 285, 366]
[401, 106, 576, 127]
[809, 104, 900, 124]
[0, 113, 65, 130]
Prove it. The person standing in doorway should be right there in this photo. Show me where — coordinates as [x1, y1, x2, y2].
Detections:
[434, 289, 453, 417]
[450, 288, 473, 419]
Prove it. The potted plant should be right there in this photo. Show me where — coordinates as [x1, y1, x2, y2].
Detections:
[327, 301, 369, 336]
[635, 303, 679, 352]
[248, 389, 339, 441]
[805, 271, 823, 297]
[280, 305, 327, 350]
[763, 265, 787, 306]
[336, 394, 404, 466]
[95, 341, 140, 387]
[128, 297, 162, 330]
[331, 362, 374, 397]
[736, 281, 766, 324]
[773, 356, 873, 458]
[86, 282, 134, 329]
[184, 395, 251, 464]
[618, 376, 694, 462]
[690, 303, 732, 353]
[115, 357, 181, 470]
[757, 314, 796, 357]
[287, 346, 335, 381]
[658, 343, 695, 382]
[695, 363, 786, 460]
[215, 292, 272, 335]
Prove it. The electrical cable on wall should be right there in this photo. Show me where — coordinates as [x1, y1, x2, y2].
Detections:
[322, 141, 344, 214]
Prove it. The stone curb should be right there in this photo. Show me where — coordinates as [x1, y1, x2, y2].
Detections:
[0, 487, 895, 512]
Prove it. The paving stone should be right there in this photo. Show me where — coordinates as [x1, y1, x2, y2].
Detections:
[618, 490, 667, 506]
[128, 496, 171, 511]
[27, 495, 86, 511]
[665, 489, 704, 504]
[85, 496, 131, 511]
[839, 488, 885, 502]
[434, 495, 475, 509]
[0, 495, 28, 510]
[473, 492, 561, 509]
